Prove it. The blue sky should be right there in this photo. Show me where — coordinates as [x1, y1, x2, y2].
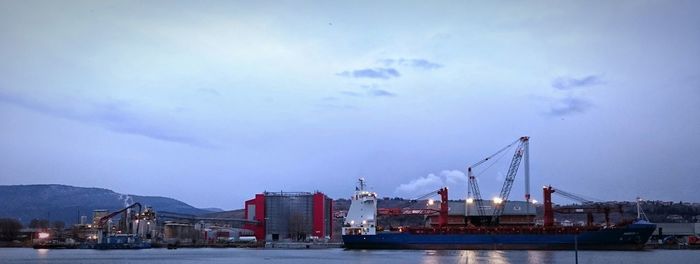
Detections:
[1, 1, 698, 209]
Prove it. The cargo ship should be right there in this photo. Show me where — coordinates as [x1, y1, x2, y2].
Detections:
[342, 138, 656, 250]
[341, 178, 655, 250]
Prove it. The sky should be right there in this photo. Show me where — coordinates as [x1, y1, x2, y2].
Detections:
[1, 0, 699, 210]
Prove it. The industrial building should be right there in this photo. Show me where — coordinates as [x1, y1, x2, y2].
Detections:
[244, 192, 333, 241]
[641, 223, 700, 247]
[654, 223, 700, 236]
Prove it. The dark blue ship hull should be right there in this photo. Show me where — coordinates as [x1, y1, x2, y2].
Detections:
[343, 222, 656, 250]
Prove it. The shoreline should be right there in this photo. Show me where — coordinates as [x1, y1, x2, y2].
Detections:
[2, 243, 698, 250]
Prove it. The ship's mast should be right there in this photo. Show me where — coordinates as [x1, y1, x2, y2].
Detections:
[524, 138, 530, 203]
[637, 197, 641, 219]
[636, 197, 648, 221]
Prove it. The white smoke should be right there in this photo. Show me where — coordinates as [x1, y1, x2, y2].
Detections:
[442, 170, 466, 184]
[119, 194, 134, 207]
[396, 174, 443, 193]
[395, 170, 467, 195]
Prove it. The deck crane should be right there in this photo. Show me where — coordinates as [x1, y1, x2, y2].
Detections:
[491, 137, 529, 223]
[467, 138, 521, 219]
[543, 186, 622, 227]
[378, 187, 449, 227]
[467, 136, 529, 224]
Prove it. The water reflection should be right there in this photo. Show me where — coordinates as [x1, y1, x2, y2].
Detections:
[1, 248, 696, 264]
[421, 250, 440, 264]
[421, 250, 459, 264]
[421, 250, 512, 264]
[418, 250, 559, 264]
[36, 248, 49, 258]
[462, 250, 477, 263]
[486, 250, 508, 264]
[527, 250, 555, 264]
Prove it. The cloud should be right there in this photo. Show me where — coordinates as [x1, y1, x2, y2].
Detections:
[197, 88, 221, 96]
[548, 97, 593, 116]
[340, 91, 363, 97]
[339, 84, 397, 98]
[380, 58, 443, 70]
[409, 59, 443, 70]
[314, 102, 357, 110]
[0, 90, 213, 148]
[336, 58, 440, 81]
[336, 68, 400, 79]
[542, 74, 603, 116]
[552, 75, 603, 90]
[368, 89, 396, 97]
[395, 170, 466, 194]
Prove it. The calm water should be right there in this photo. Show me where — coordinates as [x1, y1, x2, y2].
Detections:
[0, 248, 698, 264]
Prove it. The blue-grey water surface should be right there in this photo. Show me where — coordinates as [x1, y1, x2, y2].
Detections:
[1, 248, 698, 263]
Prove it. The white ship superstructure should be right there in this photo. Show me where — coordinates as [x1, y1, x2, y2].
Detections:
[342, 178, 377, 235]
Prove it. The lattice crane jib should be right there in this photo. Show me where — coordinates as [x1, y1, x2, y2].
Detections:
[491, 137, 529, 222]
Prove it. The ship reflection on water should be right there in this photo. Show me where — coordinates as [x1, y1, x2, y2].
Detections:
[526, 251, 556, 264]
[420, 250, 556, 264]
[0, 248, 695, 263]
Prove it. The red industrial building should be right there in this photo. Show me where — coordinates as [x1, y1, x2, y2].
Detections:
[244, 192, 333, 241]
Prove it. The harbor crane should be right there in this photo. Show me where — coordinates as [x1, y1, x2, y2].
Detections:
[466, 136, 530, 225]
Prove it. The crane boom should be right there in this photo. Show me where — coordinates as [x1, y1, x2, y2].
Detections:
[491, 136, 529, 222]
[467, 137, 528, 222]
[551, 188, 596, 205]
[467, 138, 521, 217]
[467, 173, 485, 216]
[544, 186, 619, 227]
[377, 187, 449, 227]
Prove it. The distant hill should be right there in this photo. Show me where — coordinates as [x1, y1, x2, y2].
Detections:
[0, 184, 214, 225]
[199, 207, 225, 213]
[201, 209, 245, 219]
